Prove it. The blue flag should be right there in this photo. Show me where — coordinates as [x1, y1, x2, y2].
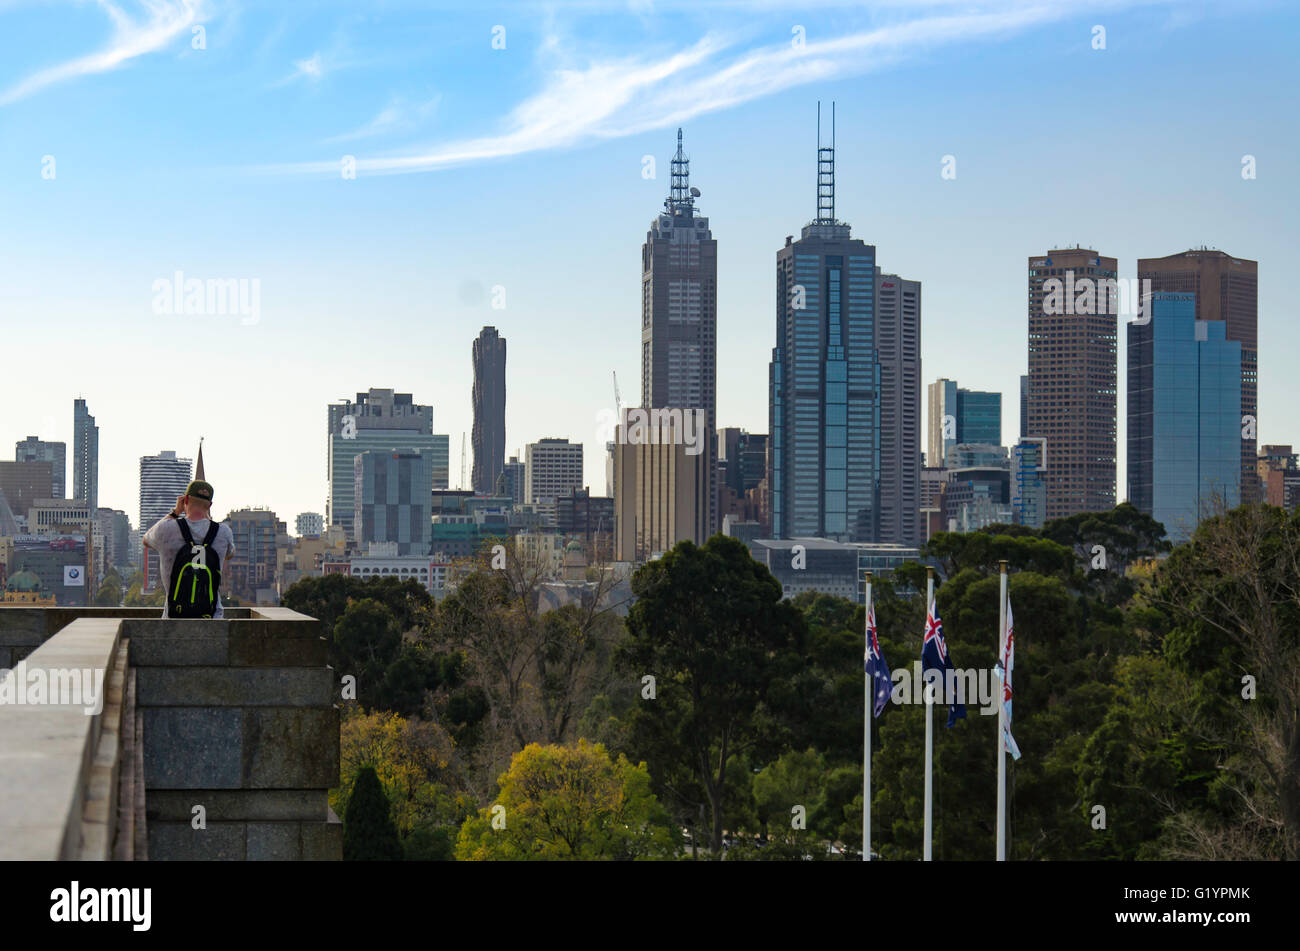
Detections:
[865, 596, 891, 718]
[922, 597, 966, 728]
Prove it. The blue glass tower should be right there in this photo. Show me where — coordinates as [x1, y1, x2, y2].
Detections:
[769, 104, 879, 542]
[1128, 292, 1241, 542]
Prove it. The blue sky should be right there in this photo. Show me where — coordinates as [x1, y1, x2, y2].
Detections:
[1, 0, 1296, 530]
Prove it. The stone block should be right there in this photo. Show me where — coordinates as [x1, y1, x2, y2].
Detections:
[229, 620, 326, 667]
[244, 707, 339, 788]
[137, 667, 334, 707]
[302, 810, 343, 861]
[149, 821, 246, 860]
[143, 707, 244, 789]
[247, 822, 302, 860]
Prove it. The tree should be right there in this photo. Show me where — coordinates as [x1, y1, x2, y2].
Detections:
[455, 739, 677, 860]
[616, 534, 806, 855]
[1151, 503, 1300, 859]
[342, 766, 404, 861]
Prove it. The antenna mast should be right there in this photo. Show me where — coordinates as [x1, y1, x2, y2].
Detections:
[666, 127, 693, 215]
[816, 101, 836, 224]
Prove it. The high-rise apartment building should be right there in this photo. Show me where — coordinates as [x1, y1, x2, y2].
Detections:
[1128, 292, 1241, 541]
[16, 437, 66, 499]
[73, 398, 98, 514]
[0, 461, 53, 517]
[295, 512, 324, 537]
[1026, 248, 1118, 518]
[641, 129, 717, 531]
[878, 275, 921, 547]
[471, 326, 507, 496]
[525, 439, 584, 503]
[770, 105, 881, 542]
[1138, 249, 1258, 503]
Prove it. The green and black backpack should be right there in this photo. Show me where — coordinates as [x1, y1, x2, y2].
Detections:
[168, 519, 223, 618]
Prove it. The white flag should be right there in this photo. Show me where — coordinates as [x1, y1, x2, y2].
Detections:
[63, 565, 85, 586]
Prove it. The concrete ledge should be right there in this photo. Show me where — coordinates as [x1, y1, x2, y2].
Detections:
[0, 618, 123, 860]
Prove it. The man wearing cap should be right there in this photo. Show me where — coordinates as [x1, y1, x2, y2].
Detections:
[142, 479, 237, 618]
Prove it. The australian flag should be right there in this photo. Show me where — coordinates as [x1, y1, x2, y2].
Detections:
[864, 597, 891, 718]
[922, 598, 966, 728]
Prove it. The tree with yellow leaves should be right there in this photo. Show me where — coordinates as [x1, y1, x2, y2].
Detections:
[455, 739, 678, 860]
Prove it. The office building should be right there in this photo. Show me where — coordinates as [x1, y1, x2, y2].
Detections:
[642, 128, 717, 531]
[770, 105, 880, 542]
[1257, 446, 1300, 512]
[73, 398, 98, 515]
[15, 437, 66, 499]
[1138, 249, 1259, 503]
[613, 409, 710, 562]
[472, 326, 507, 496]
[0, 460, 54, 515]
[525, 438, 583, 503]
[496, 455, 525, 504]
[927, 380, 1002, 469]
[556, 488, 615, 564]
[1128, 292, 1241, 542]
[139, 450, 192, 590]
[225, 508, 286, 602]
[878, 275, 922, 548]
[748, 538, 920, 605]
[353, 450, 433, 556]
[1012, 438, 1047, 530]
[327, 389, 446, 541]
[1026, 248, 1118, 518]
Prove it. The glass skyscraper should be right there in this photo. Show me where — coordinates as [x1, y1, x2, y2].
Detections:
[1128, 292, 1241, 542]
[768, 122, 879, 542]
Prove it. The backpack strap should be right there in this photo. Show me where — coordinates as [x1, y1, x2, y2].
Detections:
[177, 518, 195, 545]
[203, 520, 220, 546]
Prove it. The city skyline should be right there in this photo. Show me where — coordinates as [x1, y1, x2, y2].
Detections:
[2, 1, 1295, 525]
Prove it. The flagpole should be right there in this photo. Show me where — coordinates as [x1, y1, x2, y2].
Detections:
[924, 566, 934, 862]
[863, 571, 872, 862]
[996, 559, 1008, 861]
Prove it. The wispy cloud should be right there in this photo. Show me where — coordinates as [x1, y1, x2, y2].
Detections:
[265, 0, 1157, 177]
[0, 0, 205, 107]
[294, 51, 322, 79]
[321, 94, 441, 144]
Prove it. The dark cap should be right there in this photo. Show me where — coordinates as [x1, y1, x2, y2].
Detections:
[185, 480, 214, 502]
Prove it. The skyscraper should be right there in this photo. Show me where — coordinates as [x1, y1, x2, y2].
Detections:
[1128, 292, 1241, 541]
[16, 437, 66, 499]
[641, 128, 717, 531]
[770, 105, 880, 542]
[1138, 249, 1258, 503]
[1026, 248, 1118, 518]
[471, 326, 507, 496]
[327, 388, 445, 542]
[139, 450, 192, 590]
[73, 398, 98, 513]
[878, 275, 922, 547]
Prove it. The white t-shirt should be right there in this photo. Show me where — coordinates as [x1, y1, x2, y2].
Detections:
[143, 515, 237, 618]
